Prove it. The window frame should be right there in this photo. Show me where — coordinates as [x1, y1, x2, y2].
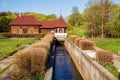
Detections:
[23, 28, 28, 34]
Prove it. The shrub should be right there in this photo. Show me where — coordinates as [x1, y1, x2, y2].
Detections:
[43, 34, 54, 43]
[33, 34, 53, 50]
[73, 37, 83, 45]
[96, 50, 113, 66]
[12, 34, 54, 79]
[33, 41, 50, 51]
[13, 47, 48, 80]
[78, 40, 94, 50]
[68, 35, 78, 42]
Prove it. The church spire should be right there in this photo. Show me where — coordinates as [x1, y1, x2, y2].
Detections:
[60, 9, 62, 17]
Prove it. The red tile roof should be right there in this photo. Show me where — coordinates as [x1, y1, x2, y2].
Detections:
[10, 15, 67, 28]
[9, 15, 40, 26]
[55, 16, 67, 28]
[39, 21, 55, 28]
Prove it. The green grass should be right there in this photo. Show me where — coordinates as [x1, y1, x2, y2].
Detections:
[95, 39, 120, 53]
[0, 63, 13, 74]
[105, 65, 119, 78]
[0, 38, 36, 59]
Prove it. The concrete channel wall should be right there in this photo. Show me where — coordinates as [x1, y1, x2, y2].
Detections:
[64, 39, 118, 80]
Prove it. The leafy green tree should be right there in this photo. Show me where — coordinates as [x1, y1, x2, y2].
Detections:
[28, 12, 46, 21]
[100, 0, 113, 38]
[106, 5, 120, 38]
[28, 12, 57, 21]
[68, 6, 81, 27]
[0, 12, 16, 32]
[46, 14, 57, 21]
[85, 0, 114, 38]
[84, 5, 101, 38]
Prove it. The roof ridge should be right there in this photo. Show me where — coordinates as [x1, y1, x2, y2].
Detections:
[10, 15, 67, 28]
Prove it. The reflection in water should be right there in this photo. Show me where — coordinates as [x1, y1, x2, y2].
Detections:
[53, 45, 83, 80]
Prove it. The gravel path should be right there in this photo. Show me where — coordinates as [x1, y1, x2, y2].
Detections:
[0, 56, 13, 69]
[0, 56, 13, 80]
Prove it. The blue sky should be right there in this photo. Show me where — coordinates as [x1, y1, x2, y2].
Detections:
[0, 0, 120, 17]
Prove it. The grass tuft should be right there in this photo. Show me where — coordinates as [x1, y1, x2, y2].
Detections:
[105, 65, 119, 78]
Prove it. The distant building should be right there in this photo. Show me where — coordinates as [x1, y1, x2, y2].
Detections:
[9, 15, 67, 35]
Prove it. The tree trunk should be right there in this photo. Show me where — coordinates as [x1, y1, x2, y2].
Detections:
[101, 21, 104, 38]
[91, 27, 94, 38]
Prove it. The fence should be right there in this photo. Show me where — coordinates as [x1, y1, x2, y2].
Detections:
[54, 33, 67, 38]
[64, 39, 118, 80]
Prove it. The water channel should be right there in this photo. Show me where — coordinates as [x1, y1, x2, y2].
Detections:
[52, 40, 83, 80]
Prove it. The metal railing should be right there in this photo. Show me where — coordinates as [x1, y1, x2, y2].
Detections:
[54, 33, 67, 38]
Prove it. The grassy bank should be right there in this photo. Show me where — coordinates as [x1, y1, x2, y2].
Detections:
[0, 38, 36, 59]
[94, 39, 120, 54]
[105, 65, 119, 78]
[89, 38, 120, 78]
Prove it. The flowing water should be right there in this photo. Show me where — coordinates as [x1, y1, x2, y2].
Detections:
[52, 41, 83, 80]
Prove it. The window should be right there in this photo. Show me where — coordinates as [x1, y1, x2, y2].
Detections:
[59, 28, 63, 33]
[23, 28, 28, 34]
[57, 28, 64, 33]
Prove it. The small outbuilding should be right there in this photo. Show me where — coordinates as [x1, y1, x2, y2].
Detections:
[9, 15, 67, 35]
